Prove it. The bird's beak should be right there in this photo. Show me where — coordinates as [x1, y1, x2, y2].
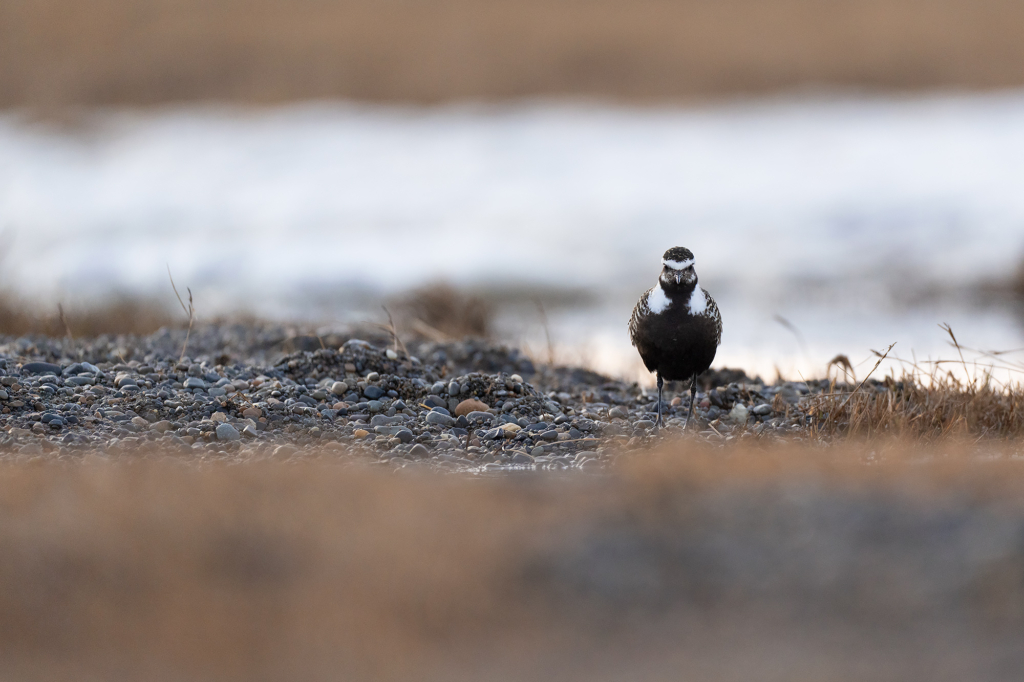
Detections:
[673, 271, 685, 285]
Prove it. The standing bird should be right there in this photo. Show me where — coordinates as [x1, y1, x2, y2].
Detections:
[629, 247, 722, 428]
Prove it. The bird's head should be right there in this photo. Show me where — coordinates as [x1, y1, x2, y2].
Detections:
[659, 246, 697, 288]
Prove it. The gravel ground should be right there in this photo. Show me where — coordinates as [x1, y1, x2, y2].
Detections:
[0, 323, 831, 468]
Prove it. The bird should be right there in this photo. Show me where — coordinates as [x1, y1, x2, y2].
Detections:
[629, 247, 722, 428]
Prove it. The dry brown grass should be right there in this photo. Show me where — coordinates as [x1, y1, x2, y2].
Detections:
[809, 333, 1024, 440]
[0, 442, 1023, 680]
[811, 372, 1024, 440]
[394, 282, 494, 341]
[0, 293, 175, 339]
[4, 0, 1024, 108]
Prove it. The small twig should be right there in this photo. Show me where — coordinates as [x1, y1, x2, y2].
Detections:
[380, 305, 408, 356]
[834, 342, 897, 416]
[167, 266, 195, 363]
[940, 323, 974, 391]
[774, 314, 809, 358]
[408, 318, 449, 344]
[535, 299, 554, 367]
[57, 303, 73, 342]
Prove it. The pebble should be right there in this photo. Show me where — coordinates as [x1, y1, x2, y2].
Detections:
[363, 386, 384, 400]
[426, 412, 456, 427]
[215, 423, 241, 441]
[510, 452, 535, 465]
[729, 404, 750, 424]
[331, 381, 348, 396]
[183, 377, 205, 389]
[455, 399, 489, 417]
[609, 406, 629, 419]
[22, 362, 61, 375]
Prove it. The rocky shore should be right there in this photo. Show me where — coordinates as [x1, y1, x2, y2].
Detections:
[0, 323, 831, 469]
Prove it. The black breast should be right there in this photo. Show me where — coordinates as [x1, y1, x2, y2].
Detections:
[629, 286, 721, 381]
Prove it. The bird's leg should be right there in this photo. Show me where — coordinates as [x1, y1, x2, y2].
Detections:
[684, 374, 698, 430]
[656, 374, 664, 428]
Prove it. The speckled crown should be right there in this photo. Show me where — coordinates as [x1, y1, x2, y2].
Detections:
[662, 247, 694, 268]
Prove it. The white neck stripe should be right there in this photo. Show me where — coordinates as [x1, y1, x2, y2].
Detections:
[663, 258, 694, 269]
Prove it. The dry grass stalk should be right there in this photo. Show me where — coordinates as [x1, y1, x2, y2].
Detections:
[535, 299, 555, 367]
[167, 266, 194, 363]
[378, 305, 409, 357]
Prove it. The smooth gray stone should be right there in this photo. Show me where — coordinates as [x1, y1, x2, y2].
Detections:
[426, 411, 455, 427]
[22, 362, 61, 375]
[215, 423, 240, 441]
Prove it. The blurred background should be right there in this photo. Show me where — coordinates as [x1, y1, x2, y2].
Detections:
[2, 0, 1024, 381]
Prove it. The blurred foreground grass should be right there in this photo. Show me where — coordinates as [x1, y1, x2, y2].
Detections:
[1, 441, 1024, 681]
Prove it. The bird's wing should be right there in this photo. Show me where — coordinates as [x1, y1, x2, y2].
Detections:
[704, 289, 723, 347]
[628, 287, 653, 348]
